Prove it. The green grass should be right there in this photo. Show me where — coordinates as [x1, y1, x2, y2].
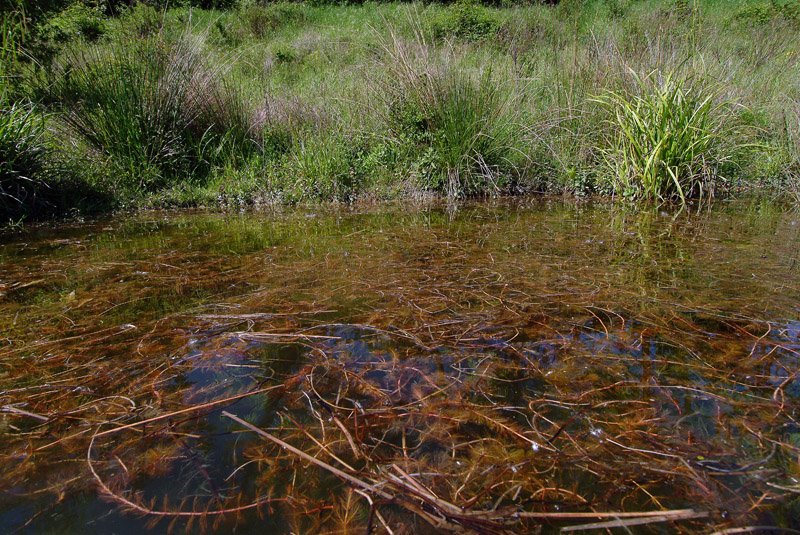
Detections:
[1, 0, 798, 216]
[592, 71, 730, 202]
[47, 29, 257, 197]
[0, 102, 48, 221]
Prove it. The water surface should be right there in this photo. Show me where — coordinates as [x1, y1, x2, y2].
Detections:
[1, 198, 799, 534]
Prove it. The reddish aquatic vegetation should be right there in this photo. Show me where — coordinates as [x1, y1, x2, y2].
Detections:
[1, 200, 800, 534]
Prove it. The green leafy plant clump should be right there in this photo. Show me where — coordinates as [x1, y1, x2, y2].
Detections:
[593, 71, 731, 202]
[734, 0, 800, 27]
[430, 0, 502, 41]
[244, 2, 308, 38]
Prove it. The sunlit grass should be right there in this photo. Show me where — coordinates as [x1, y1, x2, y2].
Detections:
[47, 29, 257, 196]
[593, 71, 730, 202]
[2, 0, 798, 212]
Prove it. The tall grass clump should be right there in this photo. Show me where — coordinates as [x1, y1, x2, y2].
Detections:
[376, 22, 522, 197]
[593, 71, 730, 202]
[1, 8, 51, 222]
[784, 102, 800, 201]
[0, 102, 50, 222]
[48, 30, 256, 196]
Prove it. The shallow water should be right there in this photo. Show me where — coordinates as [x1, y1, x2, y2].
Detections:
[1, 198, 799, 534]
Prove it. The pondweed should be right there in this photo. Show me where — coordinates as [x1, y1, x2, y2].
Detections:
[593, 71, 729, 202]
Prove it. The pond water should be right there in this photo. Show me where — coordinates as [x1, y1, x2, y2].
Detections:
[1, 198, 800, 534]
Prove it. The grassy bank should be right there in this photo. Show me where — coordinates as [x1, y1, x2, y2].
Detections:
[1, 0, 799, 221]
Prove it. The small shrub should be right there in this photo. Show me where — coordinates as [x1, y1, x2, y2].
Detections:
[431, 0, 501, 41]
[603, 0, 627, 19]
[734, 0, 800, 27]
[244, 2, 307, 38]
[37, 3, 105, 44]
[592, 71, 730, 202]
[124, 4, 163, 39]
[271, 42, 297, 63]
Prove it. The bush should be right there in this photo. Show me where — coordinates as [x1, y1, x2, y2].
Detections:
[431, 0, 501, 41]
[244, 2, 307, 38]
[592, 71, 730, 202]
[37, 3, 105, 44]
[734, 0, 800, 27]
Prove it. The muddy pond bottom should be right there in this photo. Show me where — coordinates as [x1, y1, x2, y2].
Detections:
[1, 198, 800, 534]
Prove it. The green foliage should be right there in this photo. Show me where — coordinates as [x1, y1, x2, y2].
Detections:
[381, 37, 520, 196]
[1, 6, 27, 100]
[121, 4, 163, 39]
[48, 33, 256, 195]
[431, 0, 501, 41]
[285, 131, 359, 202]
[37, 2, 105, 44]
[734, 0, 800, 27]
[603, 0, 628, 19]
[272, 42, 298, 63]
[2, 0, 799, 213]
[592, 71, 729, 202]
[783, 104, 800, 201]
[0, 102, 49, 221]
[244, 2, 307, 38]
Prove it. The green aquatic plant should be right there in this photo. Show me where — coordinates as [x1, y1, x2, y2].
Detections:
[593, 70, 729, 202]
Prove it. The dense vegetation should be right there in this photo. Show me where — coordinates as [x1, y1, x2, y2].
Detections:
[1, 0, 799, 222]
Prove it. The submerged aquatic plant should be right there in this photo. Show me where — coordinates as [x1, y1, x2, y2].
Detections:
[2, 202, 800, 533]
[593, 70, 729, 202]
